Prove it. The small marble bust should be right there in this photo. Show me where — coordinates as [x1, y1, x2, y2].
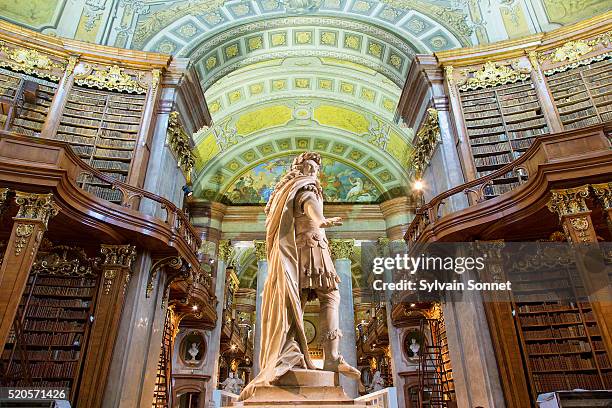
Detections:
[188, 342, 200, 361]
[410, 338, 420, 357]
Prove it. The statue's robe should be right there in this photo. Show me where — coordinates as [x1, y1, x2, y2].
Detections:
[239, 175, 317, 401]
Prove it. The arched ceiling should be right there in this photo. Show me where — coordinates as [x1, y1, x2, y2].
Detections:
[1, 0, 608, 204]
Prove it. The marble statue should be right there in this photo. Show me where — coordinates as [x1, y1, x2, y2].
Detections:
[368, 370, 385, 392]
[188, 342, 200, 361]
[221, 372, 243, 395]
[239, 152, 360, 401]
[410, 338, 420, 357]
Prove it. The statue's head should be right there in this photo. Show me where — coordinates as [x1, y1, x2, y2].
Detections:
[291, 152, 321, 178]
[229, 372, 234, 378]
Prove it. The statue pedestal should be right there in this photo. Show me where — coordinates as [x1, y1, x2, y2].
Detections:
[230, 369, 366, 407]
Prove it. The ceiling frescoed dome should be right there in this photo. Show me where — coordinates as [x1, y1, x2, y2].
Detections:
[1, 0, 607, 203]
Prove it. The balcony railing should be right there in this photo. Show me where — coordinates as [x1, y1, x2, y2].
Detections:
[405, 123, 612, 245]
[0, 131, 201, 264]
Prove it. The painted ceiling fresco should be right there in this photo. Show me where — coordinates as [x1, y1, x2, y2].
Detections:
[1, 0, 608, 203]
[225, 155, 382, 204]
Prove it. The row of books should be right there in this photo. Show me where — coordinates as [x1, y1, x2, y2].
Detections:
[530, 355, 595, 371]
[596, 353, 611, 368]
[468, 125, 505, 136]
[26, 306, 88, 320]
[558, 99, 593, 114]
[483, 183, 519, 196]
[18, 332, 83, 347]
[95, 147, 132, 159]
[101, 122, 139, 132]
[27, 298, 91, 309]
[12, 361, 77, 379]
[474, 153, 513, 167]
[33, 276, 97, 287]
[520, 313, 581, 326]
[564, 115, 600, 130]
[505, 117, 546, 131]
[1, 349, 80, 361]
[84, 185, 123, 202]
[57, 125, 98, 138]
[471, 142, 510, 155]
[522, 325, 585, 340]
[32, 285, 93, 297]
[91, 159, 130, 172]
[23, 319, 83, 333]
[532, 373, 601, 392]
[97, 138, 136, 149]
[526, 340, 591, 354]
[463, 103, 498, 113]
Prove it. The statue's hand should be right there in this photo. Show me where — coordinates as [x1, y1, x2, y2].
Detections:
[321, 217, 342, 227]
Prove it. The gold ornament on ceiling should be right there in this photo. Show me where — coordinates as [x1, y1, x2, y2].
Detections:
[457, 61, 530, 90]
[75, 64, 148, 94]
[0, 42, 65, 81]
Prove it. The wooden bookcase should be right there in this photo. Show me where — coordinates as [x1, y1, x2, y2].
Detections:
[57, 85, 146, 203]
[1, 271, 99, 401]
[546, 58, 612, 129]
[458, 80, 549, 199]
[509, 259, 611, 400]
[0, 68, 57, 137]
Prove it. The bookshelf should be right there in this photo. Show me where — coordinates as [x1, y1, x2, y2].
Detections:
[1, 270, 99, 402]
[0, 67, 56, 136]
[509, 255, 611, 400]
[57, 85, 145, 203]
[459, 80, 549, 199]
[546, 57, 612, 129]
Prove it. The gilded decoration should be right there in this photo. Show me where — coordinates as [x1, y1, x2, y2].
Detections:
[569, 216, 592, 243]
[540, 31, 612, 74]
[14, 192, 59, 229]
[74, 64, 148, 94]
[411, 108, 440, 178]
[146, 256, 182, 298]
[457, 61, 530, 91]
[592, 182, 612, 210]
[14, 223, 34, 256]
[31, 245, 98, 277]
[329, 239, 355, 260]
[167, 112, 196, 178]
[0, 187, 8, 213]
[100, 244, 137, 268]
[254, 240, 267, 261]
[546, 185, 590, 219]
[217, 240, 232, 263]
[100, 245, 136, 294]
[0, 42, 65, 81]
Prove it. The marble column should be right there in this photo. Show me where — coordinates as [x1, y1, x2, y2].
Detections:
[101, 250, 168, 408]
[203, 240, 230, 406]
[330, 239, 358, 398]
[252, 240, 268, 376]
[442, 287, 506, 408]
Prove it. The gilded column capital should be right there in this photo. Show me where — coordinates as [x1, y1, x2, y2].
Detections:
[330, 239, 355, 260]
[546, 186, 590, 219]
[254, 240, 267, 262]
[592, 182, 612, 210]
[14, 192, 59, 229]
[100, 244, 137, 269]
[100, 244, 136, 295]
[217, 239, 231, 263]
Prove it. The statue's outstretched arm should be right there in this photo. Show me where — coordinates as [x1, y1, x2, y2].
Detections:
[303, 196, 342, 228]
